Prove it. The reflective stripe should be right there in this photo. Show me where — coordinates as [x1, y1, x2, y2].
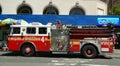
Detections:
[70, 41, 80, 45]
[101, 48, 109, 51]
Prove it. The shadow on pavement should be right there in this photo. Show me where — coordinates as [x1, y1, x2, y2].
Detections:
[0, 51, 20, 56]
[0, 51, 115, 59]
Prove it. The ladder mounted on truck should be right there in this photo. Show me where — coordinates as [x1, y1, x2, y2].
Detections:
[67, 25, 112, 39]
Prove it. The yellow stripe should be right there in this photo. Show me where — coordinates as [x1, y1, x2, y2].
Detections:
[70, 39, 80, 41]
[70, 41, 80, 45]
[70, 39, 80, 45]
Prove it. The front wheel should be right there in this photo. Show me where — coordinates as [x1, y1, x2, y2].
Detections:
[20, 45, 35, 56]
[82, 45, 97, 58]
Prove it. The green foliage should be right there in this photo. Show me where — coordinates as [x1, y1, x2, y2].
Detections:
[113, 5, 120, 15]
[108, 5, 120, 15]
[0, 31, 2, 40]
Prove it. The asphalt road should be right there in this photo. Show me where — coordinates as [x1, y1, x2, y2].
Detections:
[0, 50, 120, 66]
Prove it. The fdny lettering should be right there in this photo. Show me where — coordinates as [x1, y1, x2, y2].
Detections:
[41, 37, 45, 42]
[8, 36, 49, 41]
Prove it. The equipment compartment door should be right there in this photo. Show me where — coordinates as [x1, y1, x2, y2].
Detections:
[51, 29, 69, 51]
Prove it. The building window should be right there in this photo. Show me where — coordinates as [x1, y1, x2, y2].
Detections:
[100, 0, 108, 3]
[98, 8, 104, 15]
[43, 6, 59, 15]
[17, 4, 32, 14]
[69, 7, 85, 15]
[0, 6, 2, 14]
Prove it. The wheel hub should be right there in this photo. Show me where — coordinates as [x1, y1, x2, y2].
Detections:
[86, 49, 92, 55]
[25, 47, 31, 53]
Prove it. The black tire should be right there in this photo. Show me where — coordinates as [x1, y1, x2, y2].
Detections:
[82, 45, 97, 58]
[20, 44, 35, 56]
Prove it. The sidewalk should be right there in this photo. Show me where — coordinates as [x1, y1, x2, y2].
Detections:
[114, 49, 120, 54]
[108, 49, 120, 57]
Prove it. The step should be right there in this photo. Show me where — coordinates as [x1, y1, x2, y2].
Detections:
[52, 51, 68, 54]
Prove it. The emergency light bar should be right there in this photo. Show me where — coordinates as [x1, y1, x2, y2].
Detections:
[31, 22, 42, 25]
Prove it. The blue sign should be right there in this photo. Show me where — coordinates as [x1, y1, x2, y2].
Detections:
[97, 18, 119, 26]
[0, 15, 120, 26]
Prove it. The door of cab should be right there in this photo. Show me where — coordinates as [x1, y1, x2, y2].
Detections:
[51, 29, 69, 52]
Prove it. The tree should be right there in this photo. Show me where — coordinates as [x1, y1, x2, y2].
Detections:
[109, 5, 120, 15]
[108, 0, 120, 15]
[113, 5, 120, 15]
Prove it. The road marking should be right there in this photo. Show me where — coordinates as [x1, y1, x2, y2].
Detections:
[81, 64, 115, 66]
[54, 63, 65, 65]
[80, 61, 88, 63]
[52, 60, 59, 62]
[51, 59, 93, 66]
[70, 63, 77, 66]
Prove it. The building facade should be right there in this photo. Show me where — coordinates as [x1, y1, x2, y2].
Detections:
[0, 0, 109, 15]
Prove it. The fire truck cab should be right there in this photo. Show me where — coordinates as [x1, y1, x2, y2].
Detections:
[8, 22, 114, 58]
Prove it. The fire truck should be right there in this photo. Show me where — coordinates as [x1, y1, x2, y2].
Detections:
[7, 22, 114, 58]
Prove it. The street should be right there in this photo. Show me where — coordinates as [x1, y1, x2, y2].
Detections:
[0, 50, 120, 66]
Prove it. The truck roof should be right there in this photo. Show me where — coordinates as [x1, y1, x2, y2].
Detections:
[10, 22, 52, 27]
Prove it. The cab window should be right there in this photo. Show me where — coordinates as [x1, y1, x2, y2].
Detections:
[39, 27, 47, 34]
[12, 27, 20, 34]
[26, 27, 36, 34]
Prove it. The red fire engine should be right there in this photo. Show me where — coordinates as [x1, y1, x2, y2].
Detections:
[7, 22, 114, 58]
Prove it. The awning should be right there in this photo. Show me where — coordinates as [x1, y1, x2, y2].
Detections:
[0, 18, 28, 25]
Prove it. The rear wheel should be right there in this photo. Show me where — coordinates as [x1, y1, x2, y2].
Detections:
[20, 44, 35, 56]
[82, 45, 97, 58]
